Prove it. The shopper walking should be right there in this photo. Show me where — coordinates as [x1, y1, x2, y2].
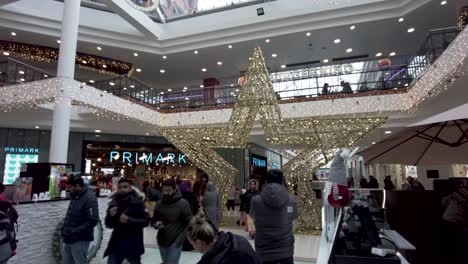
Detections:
[178, 179, 198, 251]
[243, 179, 259, 238]
[368, 176, 379, 189]
[186, 213, 261, 264]
[226, 184, 237, 213]
[62, 175, 99, 264]
[0, 183, 18, 264]
[202, 182, 222, 230]
[153, 179, 192, 264]
[250, 170, 298, 264]
[104, 179, 150, 264]
[384, 176, 395, 191]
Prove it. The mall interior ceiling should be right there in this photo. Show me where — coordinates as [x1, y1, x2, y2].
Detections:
[1, 0, 468, 150]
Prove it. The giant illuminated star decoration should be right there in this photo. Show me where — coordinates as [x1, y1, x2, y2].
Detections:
[161, 47, 385, 232]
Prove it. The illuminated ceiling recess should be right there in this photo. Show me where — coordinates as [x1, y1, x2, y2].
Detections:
[126, 0, 159, 11]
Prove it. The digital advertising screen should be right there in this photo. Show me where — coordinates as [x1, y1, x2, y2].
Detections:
[3, 153, 39, 184]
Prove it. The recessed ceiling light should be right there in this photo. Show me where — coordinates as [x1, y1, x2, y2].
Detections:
[185, 97, 189, 100]
[160, 92, 164, 95]
[145, 133, 150, 136]
[306, 32, 311, 37]
[183, 86, 188, 90]
[102, 64, 107, 68]
[323, 59, 329, 63]
[130, 85, 135, 88]
[82, 60, 87, 64]
[217, 61, 223, 65]
[200, 85, 204, 88]
[89, 80, 95, 83]
[194, 50, 198, 54]
[133, 52, 138, 57]
[35, 126, 40, 129]
[11, 32, 16, 36]
[19, 70, 24, 74]
[162, 55, 167, 59]
[389, 52, 396, 56]
[281, 64, 286, 69]
[385, 130, 392, 134]
[201, 68, 207, 72]
[334, 39, 341, 44]
[168, 89, 172, 92]
[94, 130, 102, 133]
[376, 52, 383, 57]
[398, 17, 404, 22]
[43, 74, 48, 78]
[136, 68, 142, 72]
[3, 52, 10, 56]
[230, 84, 234, 87]
[81, 82, 86, 85]
[160, 69, 165, 73]
[440, 1, 447, 5]
[404, 83, 409, 87]
[20, 78, 25, 82]
[372, 141, 376, 145]
[96, 46, 102, 51]
[123, 87, 127, 90]
[235, 89, 240, 92]
[272, 53, 278, 58]
[407, 27, 415, 33]
[56, 39, 61, 44]
[265, 39, 270, 43]
[228, 45, 233, 49]
[346, 48, 353, 53]
[350, 25, 356, 30]
[109, 82, 115, 86]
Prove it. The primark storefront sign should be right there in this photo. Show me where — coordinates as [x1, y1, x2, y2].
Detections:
[270, 64, 354, 82]
[110, 151, 187, 165]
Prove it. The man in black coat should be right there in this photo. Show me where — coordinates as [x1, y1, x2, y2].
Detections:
[104, 178, 150, 264]
[62, 175, 99, 264]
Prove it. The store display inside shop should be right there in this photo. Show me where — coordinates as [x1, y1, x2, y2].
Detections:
[83, 141, 197, 191]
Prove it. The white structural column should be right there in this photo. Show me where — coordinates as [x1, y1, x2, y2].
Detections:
[49, 0, 81, 163]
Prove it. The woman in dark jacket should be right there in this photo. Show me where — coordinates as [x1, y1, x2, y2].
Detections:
[186, 214, 261, 264]
[384, 176, 395, 191]
[242, 179, 259, 214]
[153, 179, 192, 264]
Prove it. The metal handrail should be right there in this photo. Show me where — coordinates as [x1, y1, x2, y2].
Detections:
[4, 58, 55, 77]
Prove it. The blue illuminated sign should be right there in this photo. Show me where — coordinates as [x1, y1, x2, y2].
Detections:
[252, 157, 267, 168]
[110, 151, 187, 165]
[4, 147, 40, 153]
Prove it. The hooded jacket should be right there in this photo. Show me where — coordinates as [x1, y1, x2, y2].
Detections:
[241, 179, 259, 213]
[153, 191, 192, 247]
[104, 187, 150, 257]
[198, 232, 261, 264]
[250, 183, 298, 262]
[202, 182, 222, 230]
[62, 187, 99, 244]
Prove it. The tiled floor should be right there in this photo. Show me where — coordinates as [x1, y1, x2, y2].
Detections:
[142, 226, 319, 264]
[141, 247, 314, 264]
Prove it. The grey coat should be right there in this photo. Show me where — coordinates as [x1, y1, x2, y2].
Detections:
[202, 184, 222, 230]
[250, 183, 298, 262]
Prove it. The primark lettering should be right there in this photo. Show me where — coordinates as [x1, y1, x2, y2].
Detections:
[270, 64, 354, 83]
[4, 147, 40, 153]
[110, 151, 187, 165]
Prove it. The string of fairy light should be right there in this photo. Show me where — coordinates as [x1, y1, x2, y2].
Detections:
[0, 41, 134, 76]
[162, 47, 386, 232]
[0, 23, 467, 233]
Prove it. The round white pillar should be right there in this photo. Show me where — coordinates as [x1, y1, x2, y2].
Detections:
[49, 0, 81, 163]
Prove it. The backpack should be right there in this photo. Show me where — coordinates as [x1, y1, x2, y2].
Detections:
[0, 206, 18, 262]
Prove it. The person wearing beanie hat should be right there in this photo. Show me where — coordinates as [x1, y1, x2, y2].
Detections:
[326, 149, 351, 208]
[250, 170, 298, 264]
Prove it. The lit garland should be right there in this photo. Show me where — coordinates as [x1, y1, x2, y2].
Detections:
[458, 6, 468, 30]
[161, 47, 386, 232]
[0, 41, 134, 76]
